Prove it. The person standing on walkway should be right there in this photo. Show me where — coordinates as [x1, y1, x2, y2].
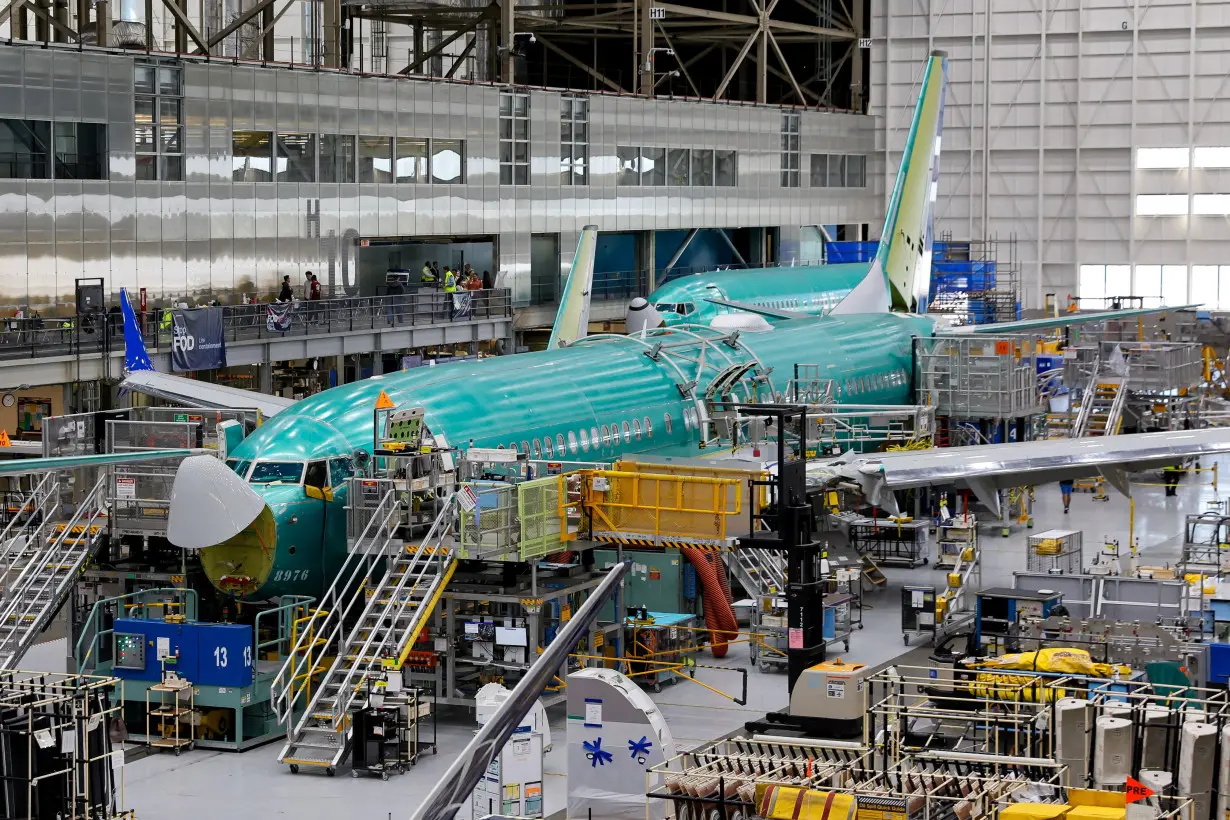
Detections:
[1059, 479, 1073, 513]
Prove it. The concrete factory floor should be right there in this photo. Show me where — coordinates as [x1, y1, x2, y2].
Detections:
[21, 462, 1220, 819]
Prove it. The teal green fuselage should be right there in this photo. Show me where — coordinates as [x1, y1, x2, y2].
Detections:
[649, 263, 870, 326]
[222, 312, 936, 601]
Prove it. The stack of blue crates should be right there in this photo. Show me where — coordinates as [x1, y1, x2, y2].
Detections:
[823, 241, 1021, 324]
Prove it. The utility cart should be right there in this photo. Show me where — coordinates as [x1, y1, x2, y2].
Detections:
[623, 611, 700, 692]
[750, 594, 789, 672]
[1026, 529, 1083, 574]
[822, 592, 854, 653]
[935, 514, 978, 570]
[902, 584, 938, 645]
[145, 672, 194, 756]
[849, 516, 930, 568]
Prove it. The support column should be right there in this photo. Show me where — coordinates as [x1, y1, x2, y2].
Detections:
[644, 231, 657, 293]
[850, 0, 865, 111]
[95, 0, 109, 46]
[638, 0, 654, 96]
[259, 362, 274, 395]
[173, 0, 187, 53]
[13, 3, 27, 40]
[371, 350, 385, 376]
[413, 21, 424, 75]
[34, 0, 50, 41]
[499, 0, 513, 83]
[76, 0, 90, 41]
[756, 28, 768, 104]
[262, 1, 274, 60]
[53, 0, 68, 42]
[323, 0, 341, 68]
[143, 0, 152, 50]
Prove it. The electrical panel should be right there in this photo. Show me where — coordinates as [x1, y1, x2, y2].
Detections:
[114, 633, 145, 670]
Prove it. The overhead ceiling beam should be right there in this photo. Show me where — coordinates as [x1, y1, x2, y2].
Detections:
[652, 2, 854, 39]
[397, 4, 495, 75]
[158, 0, 209, 51]
[15, 0, 79, 40]
[444, 36, 477, 79]
[712, 27, 757, 100]
[655, 21, 700, 97]
[537, 34, 625, 92]
[765, 27, 806, 106]
[201, 0, 274, 50]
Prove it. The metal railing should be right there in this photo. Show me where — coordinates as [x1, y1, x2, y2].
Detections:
[0, 287, 512, 362]
[75, 587, 200, 674]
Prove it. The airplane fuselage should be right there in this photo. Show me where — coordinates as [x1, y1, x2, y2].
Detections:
[203, 312, 935, 601]
[648, 263, 870, 327]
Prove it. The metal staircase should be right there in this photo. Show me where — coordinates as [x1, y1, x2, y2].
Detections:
[0, 474, 108, 668]
[273, 490, 456, 775]
[1075, 375, 1128, 437]
[725, 547, 786, 599]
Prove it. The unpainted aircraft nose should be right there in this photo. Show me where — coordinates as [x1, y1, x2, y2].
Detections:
[167, 455, 265, 549]
[626, 297, 663, 334]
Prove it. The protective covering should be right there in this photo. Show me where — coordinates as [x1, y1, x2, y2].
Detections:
[972, 647, 1130, 679]
[167, 455, 266, 549]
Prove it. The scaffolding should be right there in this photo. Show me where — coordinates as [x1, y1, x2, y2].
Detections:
[929, 236, 1023, 325]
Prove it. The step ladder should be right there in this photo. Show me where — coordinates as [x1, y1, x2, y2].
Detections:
[724, 547, 786, 600]
[274, 490, 456, 775]
[0, 474, 108, 668]
[1075, 377, 1128, 437]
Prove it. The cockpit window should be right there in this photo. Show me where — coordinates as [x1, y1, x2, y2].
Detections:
[679, 302, 696, 316]
[654, 302, 677, 313]
[304, 460, 328, 490]
[329, 456, 354, 487]
[249, 461, 305, 485]
[226, 459, 251, 479]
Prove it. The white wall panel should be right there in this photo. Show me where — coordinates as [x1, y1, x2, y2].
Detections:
[874, 0, 1230, 307]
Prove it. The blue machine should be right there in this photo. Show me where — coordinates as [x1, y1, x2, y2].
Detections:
[974, 587, 1062, 649]
[112, 618, 254, 687]
[1207, 599, 1230, 685]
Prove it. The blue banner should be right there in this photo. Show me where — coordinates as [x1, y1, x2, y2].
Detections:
[170, 307, 227, 372]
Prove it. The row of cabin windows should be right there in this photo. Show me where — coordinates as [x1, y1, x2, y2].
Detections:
[499, 411, 687, 458]
[838, 367, 909, 399]
[756, 292, 845, 312]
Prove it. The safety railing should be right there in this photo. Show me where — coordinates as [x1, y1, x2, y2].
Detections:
[0, 288, 513, 362]
[75, 587, 200, 674]
[271, 487, 400, 733]
[0, 472, 57, 601]
[0, 474, 108, 667]
[583, 469, 744, 547]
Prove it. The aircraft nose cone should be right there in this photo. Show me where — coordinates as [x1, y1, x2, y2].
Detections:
[626, 298, 663, 334]
[168, 455, 266, 549]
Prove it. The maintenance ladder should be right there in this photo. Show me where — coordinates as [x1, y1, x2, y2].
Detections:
[725, 547, 786, 600]
[273, 490, 456, 775]
[0, 472, 109, 668]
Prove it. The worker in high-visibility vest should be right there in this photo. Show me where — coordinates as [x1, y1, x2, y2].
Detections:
[443, 267, 458, 293]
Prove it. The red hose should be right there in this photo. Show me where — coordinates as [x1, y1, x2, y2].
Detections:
[711, 552, 735, 606]
[683, 548, 738, 658]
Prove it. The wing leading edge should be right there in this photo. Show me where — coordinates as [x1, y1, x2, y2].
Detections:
[118, 289, 296, 418]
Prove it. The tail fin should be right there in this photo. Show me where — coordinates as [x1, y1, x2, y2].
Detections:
[120, 288, 154, 373]
[547, 225, 598, 349]
[832, 50, 949, 315]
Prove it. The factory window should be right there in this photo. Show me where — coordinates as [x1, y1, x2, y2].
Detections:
[432, 139, 465, 184]
[668, 148, 690, 185]
[395, 137, 428, 184]
[691, 149, 714, 186]
[557, 433, 566, 453]
[567, 431, 578, 454]
[134, 61, 182, 181]
[275, 133, 316, 183]
[1190, 267, 1230, 309]
[533, 439, 542, 458]
[561, 94, 588, 185]
[579, 429, 589, 451]
[1136, 194, 1187, 216]
[622, 421, 631, 442]
[642, 148, 666, 186]
[781, 112, 800, 188]
[846, 155, 866, 188]
[1194, 146, 1230, 168]
[664, 413, 672, 434]
[51, 122, 107, 180]
[499, 91, 530, 185]
[521, 440, 530, 454]
[543, 437, 553, 457]
[633, 419, 643, 440]
[810, 154, 866, 188]
[715, 150, 737, 186]
[1193, 194, 1230, 216]
[0, 119, 49, 179]
[232, 130, 273, 182]
[617, 146, 640, 186]
[320, 135, 356, 183]
[1134, 265, 1187, 306]
[359, 136, 393, 183]
[601, 425, 610, 445]
[1078, 264, 1132, 306]
[1137, 147, 1189, 169]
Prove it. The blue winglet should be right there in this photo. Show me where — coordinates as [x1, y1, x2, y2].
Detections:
[120, 288, 153, 373]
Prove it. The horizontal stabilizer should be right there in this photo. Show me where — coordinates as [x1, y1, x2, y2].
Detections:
[122, 370, 296, 419]
[0, 448, 210, 477]
[703, 297, 809, 321]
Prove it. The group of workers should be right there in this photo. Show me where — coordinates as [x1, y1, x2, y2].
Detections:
[420, 261, 492, 292]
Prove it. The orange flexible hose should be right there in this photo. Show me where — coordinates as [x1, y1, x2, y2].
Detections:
[682, 548, 738, 658]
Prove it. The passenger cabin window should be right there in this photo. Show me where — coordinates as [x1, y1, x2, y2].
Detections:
[622, 421, 631, 442]
[557, 433, 567, 454]
[591, 427, 600, 448]
[521, 440, 530, 453]
[664, 413, 673, 434]
[533, 439, 543, 458]
[544, 438, 554, 457]
[328, 456, 353, 486]
[304, 460, 328, 490]
[567, 431, 579, 454]
[644, 417, 653, 437]
[579, 429, 589, 451]
[601, 424, 610, 445]
[633, 419, 643, 440]
[249, 461, 305, 485]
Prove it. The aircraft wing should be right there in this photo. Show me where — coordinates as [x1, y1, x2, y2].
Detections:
[121, 369, 295, 419]
[813, 428, 1230, 516]
[0, 449, 211, 476]
[703, 297, 809, 321]
[117, 289, 296, 418]
[943, 304, 1199, 334]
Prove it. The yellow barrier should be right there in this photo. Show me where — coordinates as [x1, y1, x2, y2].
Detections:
[582, 468, 744, 545]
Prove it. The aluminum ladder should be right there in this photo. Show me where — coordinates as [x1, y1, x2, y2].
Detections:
[0, 474, 108, 668]
[274, 491, 456, 775]
[724, 546, 786, 599]
[1075, 375, 1129, 437]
